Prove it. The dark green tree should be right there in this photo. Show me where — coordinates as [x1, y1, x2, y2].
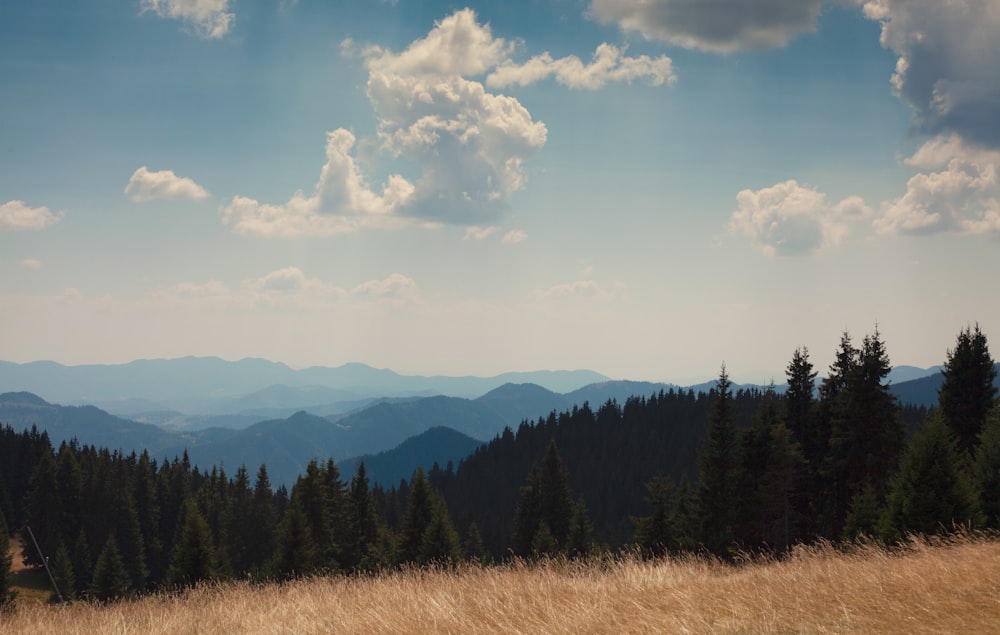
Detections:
[0, 507, 16, 611]
[418, 498, 462, 565]
[165, 501, 218, 588]
[785, 346, 822, 538]
[511, 441, 576, 557]
[22, 450, 63, 567]
[397, 468, 436, 564]
[974, 408, 1000, 527]
[48, 538, 74, 603]
[697, 364, 740, 555]
[249, 464, 278, 572]
[133, 450, 163, 587]
[463, 521, 487, 565]
[71, 528, 92, 596]
[270, 501, 316, 580]
[939, 324, 997, 455]
[345, 463, 380, 572]
[879, 414, 983, 542]
[90, 535, 131, 602]
[632, 474, 674, 557]
[565, 497, 594, 559]
[290, 459, 335, 570]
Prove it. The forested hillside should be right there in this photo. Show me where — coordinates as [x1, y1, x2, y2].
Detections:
[1, 325, 997, 609]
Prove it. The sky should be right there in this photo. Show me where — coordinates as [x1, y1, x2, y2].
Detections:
[2, 0, 999, 384]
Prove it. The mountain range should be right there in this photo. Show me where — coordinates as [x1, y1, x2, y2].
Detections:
[1, 358, 985, 487]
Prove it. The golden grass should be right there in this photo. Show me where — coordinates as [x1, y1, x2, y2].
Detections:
[3, 535, 998, 634]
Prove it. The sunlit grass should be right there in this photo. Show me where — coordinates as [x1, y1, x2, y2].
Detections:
[4, 534, 998, 634]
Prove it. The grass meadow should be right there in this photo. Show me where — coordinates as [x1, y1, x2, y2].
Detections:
[3, 534, 999, 634]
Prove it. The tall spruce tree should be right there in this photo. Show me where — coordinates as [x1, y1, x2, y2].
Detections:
[939, 324, 998, 455]
[879, 414, 983, 541]
[973, 408, 1000, 528]
[697, 364, 740, 555]
[632, 474, 674, 557]
[90, 534, 131, 602]
[785, 347, 822, 538]
[345, 463, 380, 572]
[165, 500, 218, 588]
[511, 441, 576, 557]
[249, 464, 278, 572]
[397, 468, 436, 564]
[270, 501, 316, 579]
[418, 498, 463, 566]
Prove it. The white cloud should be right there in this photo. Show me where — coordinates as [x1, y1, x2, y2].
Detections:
[534, 279, 617, 301]
[863, 0, 1000, 147]
[590, 0, 832, 52]
[125, 166, 210, 202]
[464, 226, 498, 240]
[502, 229, 528, 244]
[351, 272, 419, 301]
[20, 259, 43, 269]
[224, 9, 677, 237]
[875, 135, 1000, 236]
[220, 130, 415, 237]
[487, 43, 675, 90]
[141, 0, 234, 39]
[0, 200, 61, 231]
[729, 180, 872, 256]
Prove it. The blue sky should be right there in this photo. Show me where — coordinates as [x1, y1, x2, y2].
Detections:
[2, 0, 998, 383]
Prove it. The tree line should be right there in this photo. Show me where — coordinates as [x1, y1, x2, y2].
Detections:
[1, 324, 997, 608]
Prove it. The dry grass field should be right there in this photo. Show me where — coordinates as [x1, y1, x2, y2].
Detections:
[3, 534, 998, 634]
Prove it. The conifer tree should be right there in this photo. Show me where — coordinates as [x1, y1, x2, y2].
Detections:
[165, 501, 218, 588]
[397, 468, 436, 564]
[290, 459, 335, 569]
[511, 441, 576, 557]
[90, 535, 131, 602]
[48, 538, 74, 603]
[785, 346, 822, 538]
[939, 324, 997, 455]
[697, 364, 740, 555]
[345, 463, 380, 572]
[974, 408, 1000, 527]
[879, 414, 983, 542]
[71, 528, 92, 596]
[270, 501, 316, 579]
[0, 507, 16, 611]
[669, 475, 700, 553]
[565, 497, 594, 559]
[632, 475, 674, 557]
[463, 521, 487, 565]
[418, 499, 462, 566]
[22, 450, 62, 567]
[134, 451, 163, 587]
[249, 464, 278, 572]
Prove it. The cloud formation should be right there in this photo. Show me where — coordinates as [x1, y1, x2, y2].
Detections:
[589, 0, 831, 52]
[125, 166, 210, 202]
[863, 0, 1000, 147]
[221, 130, 415, 237]
[729, 180, 872, 256]
[487, 43, 675, 89]
[875, 135, 1000, 236]
[0, 200, 61, 231]
[141, 0, 234, 39]
[222, 9, 676, 237]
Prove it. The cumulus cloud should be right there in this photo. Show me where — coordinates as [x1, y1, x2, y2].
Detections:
[464, 226, 498, 240]
[223, 9, 676, 237]
[351, 272, 419, 301]
[875, 135, 1000, 236]
[487, 43, 675, 90]
[0, 200, 61, 231]
[141, 0, 234, 39]
[590, 0, 832, 52]
[502, 229, 528, 244]
[20, 259, 43, 269]
[533, 279, 619, 301]
[125, 166, 210, 202]
[863, 0, 1000, 147]
[729, 180, 873, 256]
[221, 130, 415, 237]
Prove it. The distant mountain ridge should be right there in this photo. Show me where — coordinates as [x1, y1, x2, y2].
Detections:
[1, 362, 980, 488]
[0, 357, 609, 413]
